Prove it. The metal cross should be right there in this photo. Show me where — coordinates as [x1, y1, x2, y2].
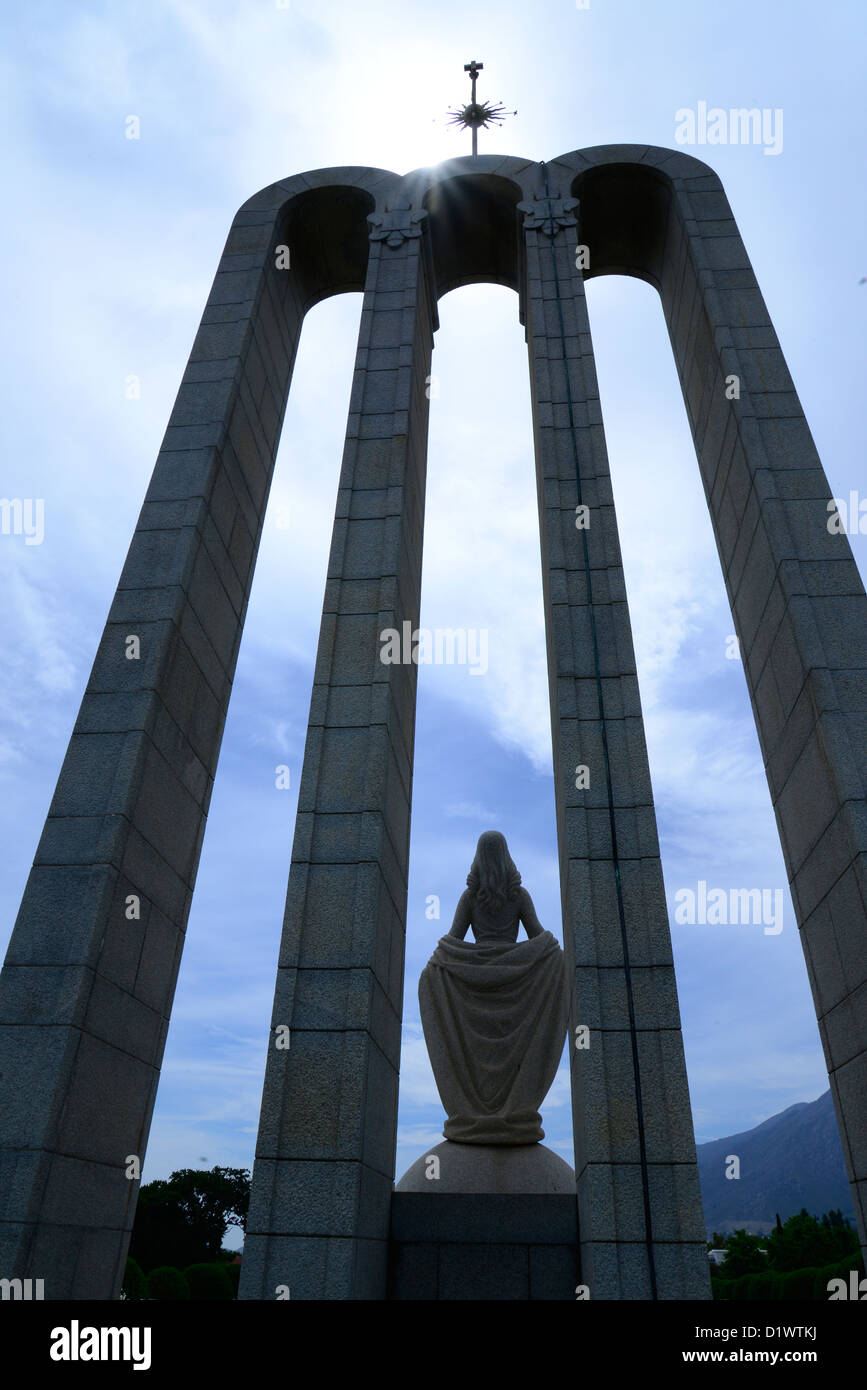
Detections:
[447, 60, 515, 157]
[465, 60, 483, 106]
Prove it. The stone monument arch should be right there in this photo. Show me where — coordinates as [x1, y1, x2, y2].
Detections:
[0, 146, 864, 1302]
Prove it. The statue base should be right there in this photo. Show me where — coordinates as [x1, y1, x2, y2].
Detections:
[395, 1139, 575, 1193]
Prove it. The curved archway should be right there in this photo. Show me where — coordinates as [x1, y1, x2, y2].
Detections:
[422, 171, 524, 295]
[1, 148, 863, 1304]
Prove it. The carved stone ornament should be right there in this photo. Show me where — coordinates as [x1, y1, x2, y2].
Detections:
[518, 189, 579, 236]
[367, 200, 428, 248]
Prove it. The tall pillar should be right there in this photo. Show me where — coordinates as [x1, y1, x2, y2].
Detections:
[239, 200, 438, 1300]
[520, 177, 711, 1299]
[550, 144, 867, 1263]
[0, 169, 387, 1299]
[652, 157, 867, 1263]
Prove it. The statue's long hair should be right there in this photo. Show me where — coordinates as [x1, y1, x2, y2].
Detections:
[466, 830, 521, 911]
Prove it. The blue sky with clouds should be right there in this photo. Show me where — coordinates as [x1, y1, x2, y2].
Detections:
[1, 1, 865, 1235]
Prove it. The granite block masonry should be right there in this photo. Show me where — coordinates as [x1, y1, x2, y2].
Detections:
[0, 146, 864, 1300]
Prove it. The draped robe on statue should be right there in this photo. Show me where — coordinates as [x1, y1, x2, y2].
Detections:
[419, 885, 569, 1144]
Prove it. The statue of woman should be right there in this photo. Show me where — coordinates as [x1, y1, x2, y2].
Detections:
[418, 830, 568, 1145]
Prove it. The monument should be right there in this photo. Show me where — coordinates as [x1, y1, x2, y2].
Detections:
[1, 63, 865, 1300]
[418, 830, 568, 1147]
[396, 829, 575, 1205]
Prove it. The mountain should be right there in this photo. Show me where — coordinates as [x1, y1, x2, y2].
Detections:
[696, 1090, 856, 1237]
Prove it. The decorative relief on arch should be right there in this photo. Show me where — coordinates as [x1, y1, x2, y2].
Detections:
[367, 200, 428, 247]
[517, 187, 579, 235]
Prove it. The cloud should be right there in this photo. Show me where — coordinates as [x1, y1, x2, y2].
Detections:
[397, 1027, 441, 1108]
[443, 800, 503, 821]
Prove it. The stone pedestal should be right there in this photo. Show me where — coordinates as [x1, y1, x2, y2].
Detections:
[396, 1140, 576, 1193]
[388, 1194, 579, 1300]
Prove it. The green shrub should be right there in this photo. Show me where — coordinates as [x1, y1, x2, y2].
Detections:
[713, 1269, 784, 1300]
[714, 1249, 866, 1301]
[747, 1270, 783, 1300]
[184, 1261, 233, 1300]
[225, 1262, 241, 1298]
[814, 1251, 865, 1299]
[121, 1257, 147, 1301]
[147, 1265, 190, 1301]
[828, 1250, 865, 1279]
[780, 1265, 820, 1299]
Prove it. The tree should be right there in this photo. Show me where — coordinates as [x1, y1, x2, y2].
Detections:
[766, 1208, 859, 1273]
[129, 1166, 250, 1272]
[721, 1229, 767, 1279]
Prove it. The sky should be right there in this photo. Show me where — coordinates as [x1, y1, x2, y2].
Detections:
[1, 0, 865, 1241]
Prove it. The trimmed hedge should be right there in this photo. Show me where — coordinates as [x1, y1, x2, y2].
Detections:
[147, 1265, 191, 1301]
[820, 1253, 866, 1299]
[184, 1262, 234, 1300]
[121, 1257, 148, 1301]
[714, 1250, 865, 1301]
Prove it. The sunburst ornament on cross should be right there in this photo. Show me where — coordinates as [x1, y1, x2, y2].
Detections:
[447, 60, 516, 156]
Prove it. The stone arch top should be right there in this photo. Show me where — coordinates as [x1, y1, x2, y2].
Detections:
[550, 141, 719, 182]
[228, 166, 399, 313]
[226, 147, 732, 311]
[223, 147, 732, 310]
[547, 144, 731, 290]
